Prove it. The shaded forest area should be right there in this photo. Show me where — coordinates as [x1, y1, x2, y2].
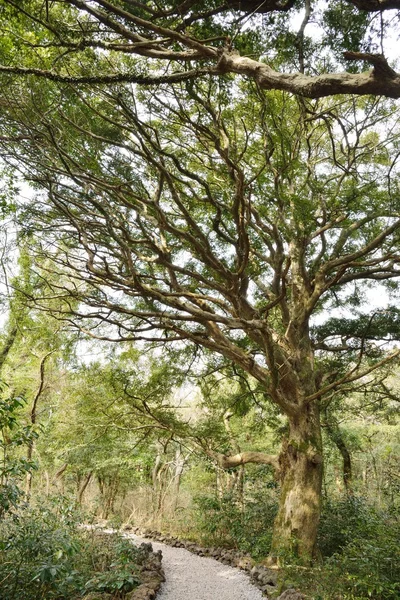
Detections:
[0, 308, 399, 598]
[0, 1, 400, 599]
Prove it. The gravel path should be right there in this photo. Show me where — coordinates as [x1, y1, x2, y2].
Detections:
[126, 533, 265, 600]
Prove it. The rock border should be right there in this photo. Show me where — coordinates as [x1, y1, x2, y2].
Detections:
[124, 526, 304, 600]
[126, 541, 165, 600]
[86, 529, 165, 600]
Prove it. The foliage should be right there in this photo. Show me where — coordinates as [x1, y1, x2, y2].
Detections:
[318, 496, 391, 557]
[0, 387, 38, 518]
[189, 491, 400, 598]
[1, 0, 400, 565]
[283, 497, 400, 600]
[0, 498, 142, 600]
[193, 487, 279, 560]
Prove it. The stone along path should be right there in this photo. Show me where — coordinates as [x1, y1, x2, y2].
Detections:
[127, 533, 265, 600]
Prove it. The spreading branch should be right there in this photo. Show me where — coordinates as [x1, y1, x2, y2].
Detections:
[2, 0, 400, 98]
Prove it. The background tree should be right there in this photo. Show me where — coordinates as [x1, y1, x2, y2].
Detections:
[0, 248, 79, 502]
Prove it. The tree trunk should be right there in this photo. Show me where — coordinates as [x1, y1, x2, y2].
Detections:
[26, 352, 53, 497]
[171, 448, 185, 512]
[271, 402, 323, 563]
[52, 463, 68, 494]
[44, 470, 50, 496]
[78, 471, 93, 504]
[216, 467, 224, 499]
[324, 410, 353, 494]
[99, 475, 120, 519]
[0, 325, 17, 373]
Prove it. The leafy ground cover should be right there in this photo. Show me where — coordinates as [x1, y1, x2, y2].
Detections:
[0, 498, 142, 600]
[189, 494, 400, 600]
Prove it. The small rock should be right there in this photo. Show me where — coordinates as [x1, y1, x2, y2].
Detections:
[236, 557, 253, 570]
[140, 542, 153, 553]
[259, 568, 278, 586]
[261, 583, 276, 596]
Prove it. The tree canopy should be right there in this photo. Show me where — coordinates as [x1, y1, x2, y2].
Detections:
[1, 0, 400, 565]
[1, 0, 400, 97]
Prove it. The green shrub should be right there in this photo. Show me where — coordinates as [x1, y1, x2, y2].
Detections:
[0, 393, 38, 518]
[284, 497, 400, 600]
[0, 498, 141, 599]
[326, 521, 400, 599]
[318, 496, 384, 557]
[193, 490, 278, 559]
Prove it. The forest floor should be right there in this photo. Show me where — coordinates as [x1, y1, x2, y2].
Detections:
[126, 532, 264, 600]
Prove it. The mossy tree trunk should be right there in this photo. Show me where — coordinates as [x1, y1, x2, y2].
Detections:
[271, 402, 323, 562]
[267, 290, 324, 563]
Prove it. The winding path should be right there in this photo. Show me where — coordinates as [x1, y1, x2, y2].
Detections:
[126, 533, 264, 600]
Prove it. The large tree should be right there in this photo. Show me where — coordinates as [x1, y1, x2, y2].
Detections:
[1, 0, 400, 561]
[3, 77, 400, 559]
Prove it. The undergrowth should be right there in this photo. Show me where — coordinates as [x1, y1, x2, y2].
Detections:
[0, 497, 141, 599]
[190, 492, 400, 599]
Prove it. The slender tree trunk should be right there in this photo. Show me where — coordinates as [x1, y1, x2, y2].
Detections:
[99, 475, 120, 519]
[52, 463, 68, 494]
[44, 470, 50, 496]
[223, 410, 245, 507]
[171, 448, 185, 512]
[78, 471, 93, 504]
[324, 410, 353, 494]
[26, 351, 53, 497]
[156, 464, 168, 516]
[152, 453, 163, 514]
[237, 465, 245, 513]
[271, 401, 323, 563]
[216, 467, 224, 499]
[0, 325, 17, 373]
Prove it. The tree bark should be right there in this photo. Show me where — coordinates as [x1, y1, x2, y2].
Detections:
[0, 325, 17, 373]
[325, 415, 353, 495]
[52, 462, 68, 482]
[78, 471, 93, 504]
[171, 447, 186, 512]
[271, 402, 323, 563]
[26, 351, 54, 497]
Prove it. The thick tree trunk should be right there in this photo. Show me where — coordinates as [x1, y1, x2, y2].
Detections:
[271, 402, 323, 563]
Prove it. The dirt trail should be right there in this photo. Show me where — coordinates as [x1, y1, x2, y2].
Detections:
[127, 533, 265, 600]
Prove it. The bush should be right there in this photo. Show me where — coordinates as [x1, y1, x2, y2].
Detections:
[193, 489, 278, 559]
[284, 497, 400, 600]
[0, 393, 38, 518]
[0, 498, 141, 599]
[318, 496, 385, 557]
[325, 513, 400, 599]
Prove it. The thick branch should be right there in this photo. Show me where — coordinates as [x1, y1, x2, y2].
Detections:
[0, 65, 215, 86]
[2, 51, 400, 98]
[213, 450, 279, 471]
[217, 52, 400, 99]
[343, 52, 397, 79]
